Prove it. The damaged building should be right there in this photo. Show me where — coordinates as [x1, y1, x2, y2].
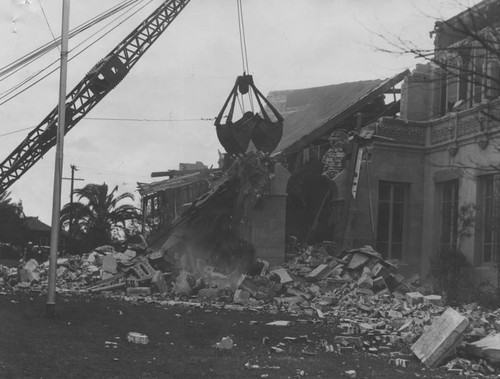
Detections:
[138, 0, 500, 286]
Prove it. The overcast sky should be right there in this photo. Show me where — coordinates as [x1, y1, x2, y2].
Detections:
[0, 0, 479, 224]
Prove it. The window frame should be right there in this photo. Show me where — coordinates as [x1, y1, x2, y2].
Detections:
[376, 181, 409, 260]
[440, 179, 459, 252]
[479, 174, 500, 264]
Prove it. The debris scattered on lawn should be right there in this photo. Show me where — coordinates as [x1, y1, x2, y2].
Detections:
[215, 336, 234, 350]
[4, 242, 500, 377]
[389, 358, 408, 368]
[266, 320, 292, 326]
[104, 341, 118, 349]
[126, 332, 149, 345]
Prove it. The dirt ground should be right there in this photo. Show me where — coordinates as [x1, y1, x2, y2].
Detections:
[0, 291, 465, 379]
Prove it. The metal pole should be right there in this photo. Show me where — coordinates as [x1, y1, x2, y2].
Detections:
[69, 164, 76, 236]
[46, 0, 70, 317]
[69, 164, 75, 254]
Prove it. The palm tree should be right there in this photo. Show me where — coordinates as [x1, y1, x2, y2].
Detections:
[61, 183, 141, 250]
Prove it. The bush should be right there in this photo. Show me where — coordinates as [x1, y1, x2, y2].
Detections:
[474, 280, 500, 309]
[428, 248, 474, 304]
[0, 243, 21, 260]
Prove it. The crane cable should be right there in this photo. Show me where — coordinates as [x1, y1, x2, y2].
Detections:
[236, 0, 254, 113]
[237, 0, 250, 75]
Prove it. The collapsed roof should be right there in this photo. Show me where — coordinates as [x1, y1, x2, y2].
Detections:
[269, 70, 408, 155]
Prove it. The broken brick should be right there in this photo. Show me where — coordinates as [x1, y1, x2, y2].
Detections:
[347, 252, 370, 270]
[306, 264, 331, 282]
[423, 294, 443, 306]
[406, 292, 424, 306]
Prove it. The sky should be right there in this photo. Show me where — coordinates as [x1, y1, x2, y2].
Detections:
[0, 0, 480, 225]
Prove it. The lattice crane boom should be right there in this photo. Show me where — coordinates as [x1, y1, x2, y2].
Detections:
[0, 0, 191, 194]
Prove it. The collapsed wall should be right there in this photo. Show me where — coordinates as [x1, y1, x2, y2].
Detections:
[150, 153, 286, 288]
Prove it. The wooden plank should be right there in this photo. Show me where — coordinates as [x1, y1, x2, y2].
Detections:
[411, 307, 469, 368]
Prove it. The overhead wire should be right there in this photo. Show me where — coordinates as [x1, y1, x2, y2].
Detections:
[76, 165, 152, 178]
[37, 0, 60, 52]
[0, 0, 142, 103]
[0, 0, 152, 107]
[0, 116, 215, 139]
[0, 127, 33, 138]
[1, 0, 139, 79]
[0, 0, 138, 81]
[85, 117, 216, 122]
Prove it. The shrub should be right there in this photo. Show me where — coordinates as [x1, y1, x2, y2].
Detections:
[428, 248, 474, 304]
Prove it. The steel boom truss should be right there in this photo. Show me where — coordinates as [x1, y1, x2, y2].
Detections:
[0, 0, 191, 194]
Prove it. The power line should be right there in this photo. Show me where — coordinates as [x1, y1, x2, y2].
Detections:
[38, 0, 60, 52]
[0, 0, 152, 107]
[0, 116, 215, 139]
[85, 117, 215, 122]
[0, 127, 33, 138]
[77, 165, 152, 178]
[0, 0, 139, 80]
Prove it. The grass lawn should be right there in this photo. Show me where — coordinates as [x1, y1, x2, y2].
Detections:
[0, 292, 459, 379]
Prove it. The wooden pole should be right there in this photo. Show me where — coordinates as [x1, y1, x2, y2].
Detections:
[46, 0, 70, 317]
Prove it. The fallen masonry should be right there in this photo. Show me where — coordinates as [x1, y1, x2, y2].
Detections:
[2, 242, 500, 376]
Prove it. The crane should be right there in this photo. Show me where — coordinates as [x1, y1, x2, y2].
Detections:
[0, 0, 191, 194]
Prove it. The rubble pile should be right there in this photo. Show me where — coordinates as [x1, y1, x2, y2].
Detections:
[3, 242, 500, 376]
[0, 245, 143, 293]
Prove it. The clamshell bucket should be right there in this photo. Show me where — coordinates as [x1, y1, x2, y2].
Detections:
[215, 74, 284, 155]
[216, 111, 255, 155]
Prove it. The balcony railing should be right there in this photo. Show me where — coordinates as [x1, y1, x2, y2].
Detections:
[377, 98, 500, 148]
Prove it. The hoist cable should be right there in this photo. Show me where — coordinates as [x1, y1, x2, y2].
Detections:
[238, 0, 250, 74]
[236, 0, 246, 75]
[236, 0, 254, 112]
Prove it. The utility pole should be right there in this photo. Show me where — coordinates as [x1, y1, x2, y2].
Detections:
[47, 0, 70, 318]
[62, 164, 84, 248]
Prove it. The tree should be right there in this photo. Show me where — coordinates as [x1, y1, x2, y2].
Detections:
[0, 191, 27, 244]
[376, 0, 500, 119]
[60, 183, 141, 250]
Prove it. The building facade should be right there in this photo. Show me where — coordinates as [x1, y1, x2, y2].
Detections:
[358, 0, 500, 281]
